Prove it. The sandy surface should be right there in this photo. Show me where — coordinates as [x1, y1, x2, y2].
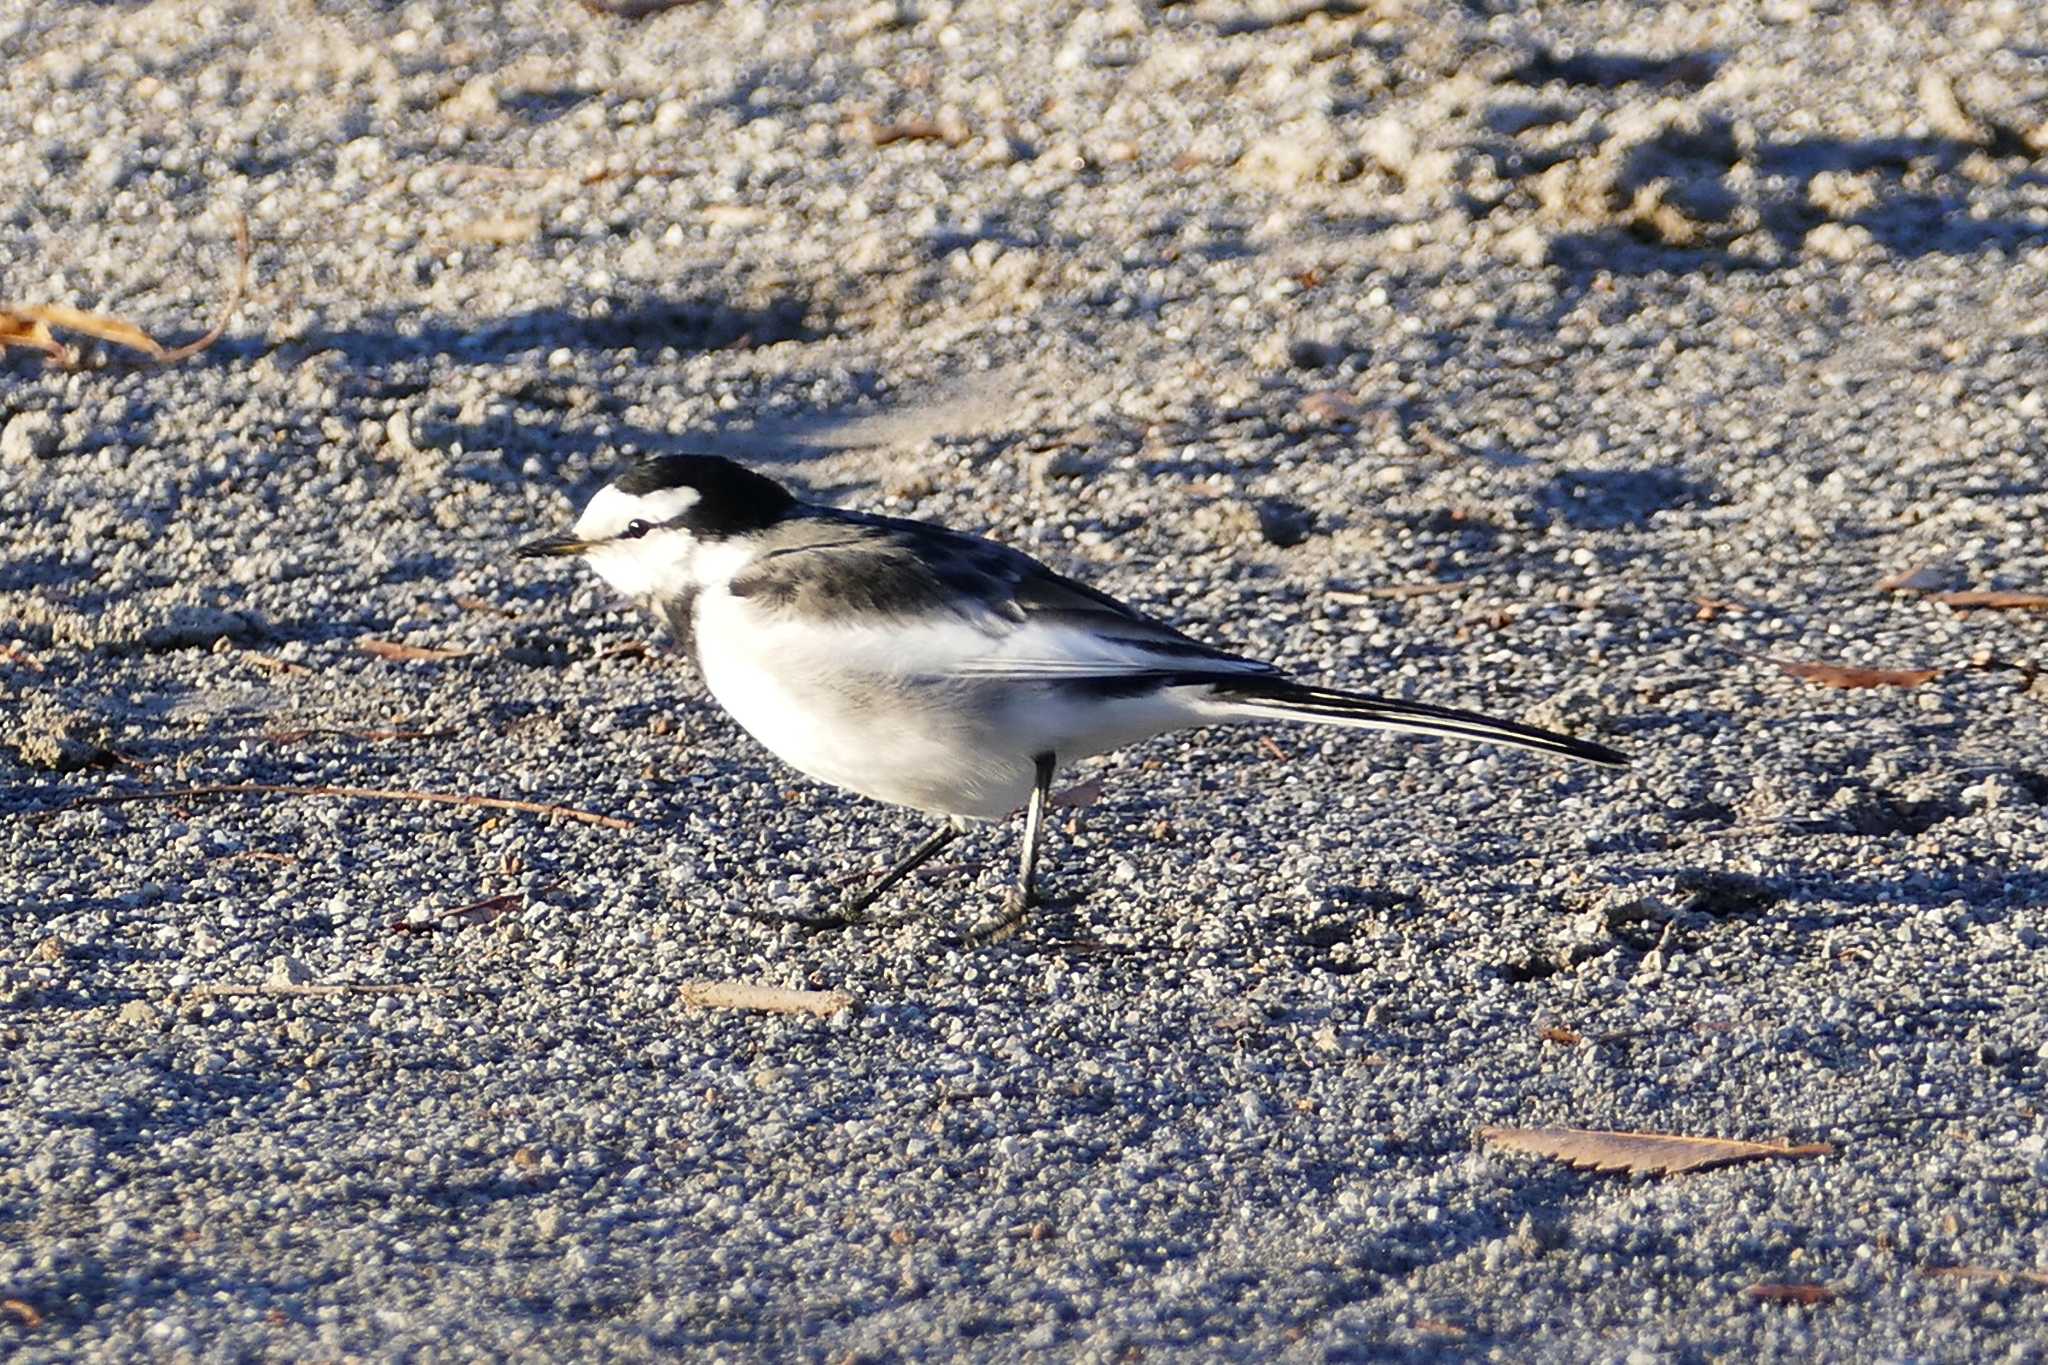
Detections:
[4, 0, 2047, 1359]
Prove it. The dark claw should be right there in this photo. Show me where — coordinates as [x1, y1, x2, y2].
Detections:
[945, 887, 1034, 947]
[731, 905, 862, 934]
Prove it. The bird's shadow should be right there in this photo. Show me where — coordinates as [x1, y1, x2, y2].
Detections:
[308, 292, 822, 371]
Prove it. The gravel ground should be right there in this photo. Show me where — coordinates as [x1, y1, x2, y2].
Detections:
[5, 0, 2048, 1359]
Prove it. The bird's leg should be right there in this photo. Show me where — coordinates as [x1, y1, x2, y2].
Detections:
[1015, 751, 1056, 908]
[963, 752, 1056, 944]
[746, 822, 964, 932]
[833, 821, 964, 920]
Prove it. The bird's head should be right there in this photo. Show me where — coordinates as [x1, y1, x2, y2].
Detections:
[517, 455, 796, 599]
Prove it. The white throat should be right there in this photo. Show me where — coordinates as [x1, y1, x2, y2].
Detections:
[584, 530, 763, 604]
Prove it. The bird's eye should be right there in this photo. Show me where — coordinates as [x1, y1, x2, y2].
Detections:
[622, 520, 653, 540]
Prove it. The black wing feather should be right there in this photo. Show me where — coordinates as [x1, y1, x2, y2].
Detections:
[727, 509, 1274, 681]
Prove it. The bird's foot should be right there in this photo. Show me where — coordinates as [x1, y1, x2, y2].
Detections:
[947, 887, 1034, 947]
[732, 881, 881, 932]
[733, 903, 863, 933]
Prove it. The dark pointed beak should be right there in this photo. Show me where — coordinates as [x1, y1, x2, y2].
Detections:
[517, 532, 591, 560]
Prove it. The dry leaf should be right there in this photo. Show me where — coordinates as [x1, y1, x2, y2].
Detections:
[1480, 1126, 1834, 1175]
[1299, 389, 1362, 425]
[1877, 565, 1948, 593]
[357, 638, 470, 663]
[0, 1298, 41, 1329]
[1934, 590, 2048, 612]
[1538, 1025, 1583, 1046]
[241, 650, 311, 676]
[0, 312, 69, 363]
[452, 216, 540, 245]
[387, 892, 521, 935]
[701, 204, 773, 228]
[1050, 774, 1106, 809]
[1770, 659, 1940, 690]
[15, 303, 166, 359]
[1692, 595, 1744, 621]
[0, 216, 248, 368]
[1747, 1283, 1834, 1306]
[1, 642, 44, 673]
[857, 114, 969, 148]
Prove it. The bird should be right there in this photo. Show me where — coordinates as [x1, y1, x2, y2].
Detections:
[518, 454, 1627, 938]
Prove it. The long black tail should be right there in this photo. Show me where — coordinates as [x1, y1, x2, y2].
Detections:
[1209, 678, 1628, 767]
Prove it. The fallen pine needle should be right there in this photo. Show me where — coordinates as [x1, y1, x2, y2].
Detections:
[679, 981, 857, 1016]
[182, 982, 456, 1000]
[54, 782, 633, 830]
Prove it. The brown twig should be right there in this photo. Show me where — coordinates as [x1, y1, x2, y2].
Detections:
[53, 782, 634, 829]
[678, 981, 857, 1016]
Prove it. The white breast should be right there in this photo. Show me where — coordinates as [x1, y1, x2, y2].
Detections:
[687, 590, 1205, 820]
[690, 591, 1007, 818]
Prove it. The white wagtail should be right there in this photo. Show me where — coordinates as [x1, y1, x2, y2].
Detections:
[519, 455, 1627, 936]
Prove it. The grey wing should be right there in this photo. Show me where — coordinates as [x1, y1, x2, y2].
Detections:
[728, 511, 1279, 683]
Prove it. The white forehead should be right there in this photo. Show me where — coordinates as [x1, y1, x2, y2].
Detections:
[573, 483, 703, 540]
